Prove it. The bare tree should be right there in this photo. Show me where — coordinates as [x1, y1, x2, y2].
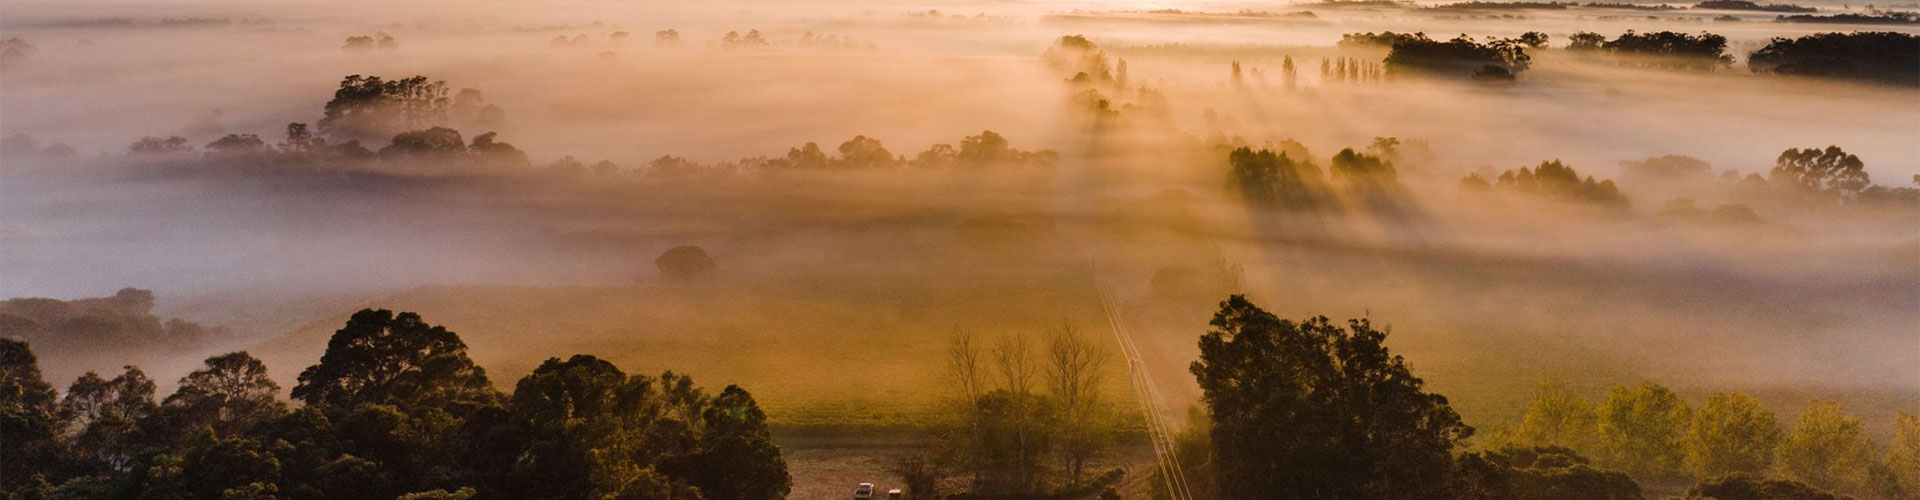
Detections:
[1046, 322, 1108, 485]
[948, 330, 986, 486]
[994, 334, 1040, 490]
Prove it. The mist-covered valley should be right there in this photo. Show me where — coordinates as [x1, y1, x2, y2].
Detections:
[2, 0, 1917, 499]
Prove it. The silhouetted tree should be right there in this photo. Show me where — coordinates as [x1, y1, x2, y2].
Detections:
[291, 309, 499, 411]
[1455, 446, 1642, 500]
[655, 245, 717, 283]
[1599, 31, 1732, 70]
[1191, 295, 1470, 500]
[1679, 474, 1850, 500]
[162, 351, 286, 437]
[0, 338, 64, 492]
[319, 75, 451, 143]
[1769, 146, 1870, 200]
[1748, 31, 1920, 86]
[61, 365, 156, 471]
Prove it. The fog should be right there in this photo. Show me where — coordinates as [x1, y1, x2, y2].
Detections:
[2, 0, 1916, 447]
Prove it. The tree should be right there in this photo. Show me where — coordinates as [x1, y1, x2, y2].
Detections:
[1455, 446, 1642, 500]
[1686, 392, 1781, 478]
[1383, 34, 1531, 79]
[1190, 295, 1469, 500]
[1777, 400, 1877, 495]
[889, 451, 942, 500]
[318, 75, 451, 143]
[1748, 31, 1920, 86]
[1513, 378, 1601, 456]
[61, 365, 157, 471]
[1679, 474, 1850, 500]
[503, 355, 703, 500]
[1, 338, 63, 492]
[291, 309, 498, 412]
[1569, 32, 1606, 50]
[836, 135, 896, 168]
[684, 385, 790, 500]
[163, 351, 287, 437]
[655, 245, 717, 284]
[1596, 382, 1690, 479]
[1888, 412, 1920, 498]
[1045, 323, 1108, 486]
[1599, 31, 1732, 70]
[1769, 146, 1870, 200]
[1225, 147, 1329, 210]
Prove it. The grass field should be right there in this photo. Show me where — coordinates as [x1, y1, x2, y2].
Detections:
[249, 228, 1145, 433]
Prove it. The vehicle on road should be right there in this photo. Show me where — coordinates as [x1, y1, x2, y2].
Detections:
[853, 483, 873, 500]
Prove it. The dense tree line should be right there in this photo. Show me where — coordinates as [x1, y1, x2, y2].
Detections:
[1567, 30, 1731, 70]
[1748, 32, 1920, 86]
[0, 309, 789, 500]
[1381, 33, 1532, 81]
[0, 289, 223, 384]
[1460, 160, 1629, 208]
[1158, 296, 1911, 500]
[1509, 379, 1920, 498]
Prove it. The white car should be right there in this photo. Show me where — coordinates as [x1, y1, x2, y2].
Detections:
[853, 483, 874, 500]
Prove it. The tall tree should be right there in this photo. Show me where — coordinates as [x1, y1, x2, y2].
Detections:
[685, 385, 791, 500]
[291, 309, 498, 412]
[163, 351, 287, 436]
[1190, 295, 1469, 500]
[1596, 382, 1691, 479]
[1685, 392, 1781, 478]
[61, 365, 157, 471]
[1777, 400, 1878, 495]
[1886, 412, 1920, 498]
[1514, 378, 1601, 456]
[1046, 323, 1108, 486]
[0, 338, 64, 492]
[1769, 146, 1870, 200]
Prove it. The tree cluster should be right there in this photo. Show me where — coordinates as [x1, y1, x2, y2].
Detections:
[1382, 33, 1533, 81]
[1460, 160, 1628, 209]
[0, 289, 221, 381]
[0, 309, 790, 500]
[1509, 379, 1920, 498]
[1593, 31, 1734, 70]
[934, 327, 1121, 498]
[1748, 32, 1920, 86]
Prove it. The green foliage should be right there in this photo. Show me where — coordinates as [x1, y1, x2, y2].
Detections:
[0, 310, 792, 500]
[1, 337, 63, 492]
[1679, 474, 1851, 500]
[1596, 382, 1691, 479]
[1777, 401, 1878, 495]
[1686, 392, 1782, 478]
[1190, 295, 1470, 500]
[1456, 446, 1644, 500]
[1513, 379, 1601, 457]
[1888, 413, 1920, 498]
